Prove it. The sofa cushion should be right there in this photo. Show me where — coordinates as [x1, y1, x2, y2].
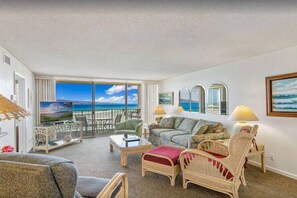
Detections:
[151, 128, 174, 137]
[178, 118, 198, 133]
[173, 117, 184, 129]
[143, 146, 184, 166]
[171, 134, 192, 148]
[192, 120, 209, 135]
[159, 117, 174, 129]
[160, 130, 189, 141]
[204, 121, 223, 133]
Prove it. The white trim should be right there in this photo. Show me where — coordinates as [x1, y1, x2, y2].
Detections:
[248, 160, 297, 180]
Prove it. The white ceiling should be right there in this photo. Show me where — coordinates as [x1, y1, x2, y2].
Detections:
[1, 1, 297, 81]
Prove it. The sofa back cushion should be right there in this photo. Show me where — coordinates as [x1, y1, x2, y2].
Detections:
[173, 117, 184, 129]
[204, 121, 223, 133]
[178, 118, 198, 133]
[192, 120, 209, 135]
[159, 117, 174, 129]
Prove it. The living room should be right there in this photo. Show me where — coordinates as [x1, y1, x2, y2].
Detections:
[1, 1, 297, 198]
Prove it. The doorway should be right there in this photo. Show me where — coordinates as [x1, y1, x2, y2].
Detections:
[14, 73, 26, 153]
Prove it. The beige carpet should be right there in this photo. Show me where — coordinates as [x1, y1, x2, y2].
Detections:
[46, 136, 297, 198]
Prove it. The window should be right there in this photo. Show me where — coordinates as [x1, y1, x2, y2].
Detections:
[179, 88, 191, 111]
[207, 83, 228, 115]
[191, 85, 205, 113]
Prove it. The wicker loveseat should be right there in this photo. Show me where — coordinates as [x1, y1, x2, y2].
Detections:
[148, 116, 230, 149]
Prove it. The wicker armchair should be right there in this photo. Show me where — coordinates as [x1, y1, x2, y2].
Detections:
[180, 125, 258, 198]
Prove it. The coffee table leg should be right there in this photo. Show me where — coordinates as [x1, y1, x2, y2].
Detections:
[121, 152, 127, 166]
[110, 143, 113, 152]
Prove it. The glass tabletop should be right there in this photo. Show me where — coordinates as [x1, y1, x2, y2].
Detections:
[110, 134, 151, 148]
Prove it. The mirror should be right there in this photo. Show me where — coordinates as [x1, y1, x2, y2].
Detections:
[191, 85, 205, 113]
[207, 83, 228, 115]
[179, 88, 191, 111]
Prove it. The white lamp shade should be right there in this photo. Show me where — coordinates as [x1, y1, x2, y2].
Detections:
[228, 104, 259, 122]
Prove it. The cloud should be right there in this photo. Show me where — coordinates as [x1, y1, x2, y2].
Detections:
[106, 85, 138, 95]
[96, 93, 138, 104]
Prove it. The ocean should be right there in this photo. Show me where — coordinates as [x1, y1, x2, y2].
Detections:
[272, 94, 297, 111]
[73, 103, 138, 111]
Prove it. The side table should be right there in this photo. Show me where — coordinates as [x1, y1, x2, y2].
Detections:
[219, 139, 266, 173]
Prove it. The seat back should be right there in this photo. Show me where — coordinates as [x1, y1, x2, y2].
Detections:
[75, 115, 88, 127]
[0, 153, 79, 198]
[226, 125, 258, 175]
[114, 114, 123, 124]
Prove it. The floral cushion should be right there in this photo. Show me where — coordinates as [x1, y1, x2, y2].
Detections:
[204, 121, 223, 133]
[192, 120, 209, 135]
[171, 134, 192, 148]
[178, 118, 198, 133]
[173, 117, 185, 129]
[159, 117, 174, 129]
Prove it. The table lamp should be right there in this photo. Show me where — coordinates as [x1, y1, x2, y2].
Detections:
[153, 106, 166, 123]
[177, 106, 184, 113]
[0, 94, 30, 138]
[228, 104, 258, 135]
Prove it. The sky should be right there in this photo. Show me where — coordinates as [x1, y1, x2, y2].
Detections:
[56, 83, 138, 104]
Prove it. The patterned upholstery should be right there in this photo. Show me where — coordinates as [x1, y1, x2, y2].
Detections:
[178, 118, 198, 133]
[115, 119, 143, 137]
[148, 116, 230, 149]
[159, 117, 174, 129]
[191, 120, 209, 135]
[173, 117, 185, 129]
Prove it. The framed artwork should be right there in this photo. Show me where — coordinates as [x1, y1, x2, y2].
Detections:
[266, 72, 297, 117]
[159, 92, 174, 105]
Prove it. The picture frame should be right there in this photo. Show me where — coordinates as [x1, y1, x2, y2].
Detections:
[158, 92, 174, 105]
[266, 72, 297, 117]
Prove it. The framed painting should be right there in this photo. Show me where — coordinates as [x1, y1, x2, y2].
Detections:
[266, 72, 297, 117]
[158, 92, 174, 105]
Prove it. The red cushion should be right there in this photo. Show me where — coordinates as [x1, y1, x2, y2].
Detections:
[206, 151, 233, 180]
[143, 146, 185, 166]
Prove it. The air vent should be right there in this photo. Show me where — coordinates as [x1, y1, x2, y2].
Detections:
[3, 53, 11, 65]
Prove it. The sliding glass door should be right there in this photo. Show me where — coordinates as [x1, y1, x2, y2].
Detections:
[56, 81, 141, 136]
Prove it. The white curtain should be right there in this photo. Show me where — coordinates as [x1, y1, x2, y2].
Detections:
[35, 77, 55, 124]
[141, 82, 158, 124]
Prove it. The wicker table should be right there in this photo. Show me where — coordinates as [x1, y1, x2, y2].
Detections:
[109, 135, 152, 167]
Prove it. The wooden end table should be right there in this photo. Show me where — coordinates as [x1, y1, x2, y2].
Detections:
[109, 135, 152, 167]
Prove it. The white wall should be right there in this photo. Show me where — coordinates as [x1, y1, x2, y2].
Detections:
[0, 45, 35, 152]
[159, 45, 297, 179]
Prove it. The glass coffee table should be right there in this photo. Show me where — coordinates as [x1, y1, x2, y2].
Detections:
[110, 134, 152, 167]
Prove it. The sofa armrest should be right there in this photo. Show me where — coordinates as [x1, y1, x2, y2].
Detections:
[97, 173, 128, 198]
[115, 122, 126, 130]
[135, 122, 143, 137]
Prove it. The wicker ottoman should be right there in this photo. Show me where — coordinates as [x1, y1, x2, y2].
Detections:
[142, 145, 185, 186]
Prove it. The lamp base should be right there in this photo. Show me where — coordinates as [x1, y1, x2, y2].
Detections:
[231, 122, 250, 136]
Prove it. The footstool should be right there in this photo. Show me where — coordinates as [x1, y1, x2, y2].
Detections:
[142, 145, 185, 186]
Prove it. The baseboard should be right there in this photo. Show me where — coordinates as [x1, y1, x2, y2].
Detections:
[248, 160, 297, 180]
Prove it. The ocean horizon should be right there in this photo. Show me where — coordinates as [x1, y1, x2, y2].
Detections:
[73, 103, 138, 111]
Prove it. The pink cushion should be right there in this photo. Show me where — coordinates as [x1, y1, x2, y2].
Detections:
[143, 146, 184, 166]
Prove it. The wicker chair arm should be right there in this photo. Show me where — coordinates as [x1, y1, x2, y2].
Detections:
[198, 140, 229, 157]
[180, 149, 235, 178]
[97, 173, 128, 198]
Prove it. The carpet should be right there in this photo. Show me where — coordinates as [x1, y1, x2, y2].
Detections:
[47, 136, 297, 198]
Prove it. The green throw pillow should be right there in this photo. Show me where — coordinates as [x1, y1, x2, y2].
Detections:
[159, 117, 174, 129]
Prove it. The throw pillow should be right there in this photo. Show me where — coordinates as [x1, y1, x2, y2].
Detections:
[173, 117, 184, 129]
[205, 122, 223, 133]
[178, 118, 198, 133]
[159, 117, 174, 129]
[192, 120, 209, 135]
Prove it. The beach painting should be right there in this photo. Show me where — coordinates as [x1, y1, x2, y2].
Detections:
[159, 92, 174, 105]
[40, 101, 73, 123]
[266, 72, 297, 117]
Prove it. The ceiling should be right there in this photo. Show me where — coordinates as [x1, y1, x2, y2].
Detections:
[1, 1, 297, 81]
